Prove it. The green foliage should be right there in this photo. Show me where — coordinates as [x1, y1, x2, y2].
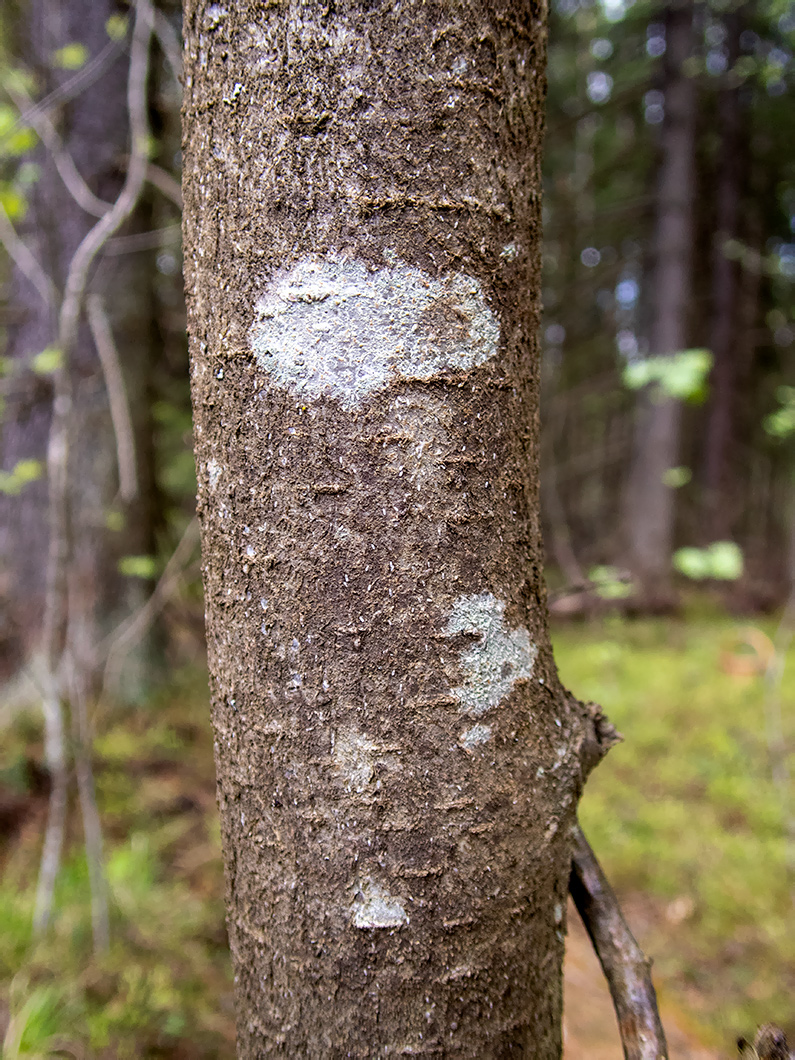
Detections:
[661, 465, 692, 488]
[0, 105, 35, 159]
[52, 43, 89, 70]
[30, 347, 62, 376]
[118, 554, 158, 579]
[554, 610, 795, 1042]
[589, 564, 633, 599]
[0, 673, 233, 1058]
[622, 349, 713, 403]
[764, 386, 795, 440]
[105, 15, 129, 42]
[0, 458, 43, 495]
[673, 541, 744, 581]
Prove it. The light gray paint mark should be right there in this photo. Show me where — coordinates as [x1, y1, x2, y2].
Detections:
[445, 593, 537, 717]
[249, 257, 499, 409]
[460, 723, 492, 750]
[352, 878, 409, 929]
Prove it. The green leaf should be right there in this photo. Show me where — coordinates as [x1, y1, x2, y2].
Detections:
[662, 466, 692, 488]
[0, 186, 26, 221]
[589, 565, 633, 599]
[53, 43, 89, 70]
[707, 541, 743, 581]
[105, 14, 129, 41]
[673, 542, 743, 581]
[105, 509, 125, 532]
[622, 360, 654, 390]
[31, 347, 63, 375]
[119, 555, 158, 579]
[0, 458, 44, 495]
[673, 547, 711, 581]
[764, 386, 795, 439]
[622, 350, 712, 404]
[657, 349, 712, 402]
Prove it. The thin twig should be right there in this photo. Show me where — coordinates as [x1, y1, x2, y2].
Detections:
[0, 37, 125, 153]
[34, 0, 155, 937]
[58, 0, 155, 356]
[153, 9, 183, 85]
[64, 631, 109, 953]
[100, 517, 200, 699]
[145, 162, 183, 209]
[569, 822, 669, 1060]
[0, 199, 57, 309]
[32, 670, 68, 934]
[5, 85, 110, 218]
[87, 294, 138, 503]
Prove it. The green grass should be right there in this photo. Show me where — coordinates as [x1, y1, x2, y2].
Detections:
[0, 610, 792, 1055]
[552, 607, 795, 1045]
[0, 670, 234, 1059]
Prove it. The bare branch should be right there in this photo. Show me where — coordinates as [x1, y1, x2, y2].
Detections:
[58, 0, 155, 356]
[0, 38, 124, 153]
[569, 822, 669, 1060]
[65, 607, 109, 953]
[100, 517, 200, 699]
[33, 670, 68, 935]
[35, 0, 155, 935]
[87, 294, 138, 503]
[153, 9, 183, 86]
[0, 199, 57, 309]
[5, 85, 110, 218]
[145, 162, 183, 209]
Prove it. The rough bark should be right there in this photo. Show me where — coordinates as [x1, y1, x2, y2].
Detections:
[183, 1, 599, 1055]
[622, 0, 696, 607]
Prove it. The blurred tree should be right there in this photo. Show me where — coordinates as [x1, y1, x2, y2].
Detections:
[622, 0, 696, 607]
[541, 0, 795, 607]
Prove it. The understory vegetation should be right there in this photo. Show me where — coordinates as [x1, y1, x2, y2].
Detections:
[0, 604, 791, 1057]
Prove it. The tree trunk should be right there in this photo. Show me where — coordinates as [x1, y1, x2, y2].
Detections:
[703, 7, 744, 542]
[622, 0, 697, 607]
[183, 1, 600, 1055]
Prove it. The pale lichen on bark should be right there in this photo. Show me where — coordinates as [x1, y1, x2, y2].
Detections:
[248, 257, 499, 409]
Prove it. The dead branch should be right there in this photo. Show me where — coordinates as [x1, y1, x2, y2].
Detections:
[0, 199, 57, 309]
[87, 294, 138, 503]
[569, 822, 669, 1060]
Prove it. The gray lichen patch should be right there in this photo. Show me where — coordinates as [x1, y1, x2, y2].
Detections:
[382, 393, 451, 491]
[460, 723, 492, 750]
[248, 257, 499, 409]
[352, 878, 409, 930]
[206, 458, 221, 490]
[445, 594, 537, 717]
[332, 729, 378, 794]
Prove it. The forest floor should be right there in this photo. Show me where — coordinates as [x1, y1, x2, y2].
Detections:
[0, 605, 792, 1056]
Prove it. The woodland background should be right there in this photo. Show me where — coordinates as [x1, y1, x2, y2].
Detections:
[0, 0, 793, 1055]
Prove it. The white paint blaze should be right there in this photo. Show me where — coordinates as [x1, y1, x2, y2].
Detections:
[248, 257, 499, 408]
[446, 594, 537, 719]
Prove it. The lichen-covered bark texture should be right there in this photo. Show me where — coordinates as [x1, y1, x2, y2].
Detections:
[182, 1, 590, 1055]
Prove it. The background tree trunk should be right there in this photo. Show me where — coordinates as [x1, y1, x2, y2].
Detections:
[0, 0, 159, 689]
[703, 6, 745, 543]
[621, 0, 697, 607]
[183, 0, 598, 1055]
